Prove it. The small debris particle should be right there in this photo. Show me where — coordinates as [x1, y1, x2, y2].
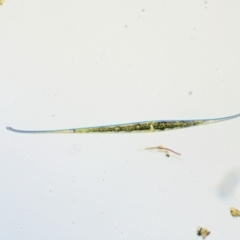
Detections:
[230, 207, 240, 217]
[197, 227, 210, 239]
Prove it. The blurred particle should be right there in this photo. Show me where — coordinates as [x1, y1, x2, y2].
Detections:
[74, 144, 81, 151]
[114, 221, 119, 228]
[230, 207, 240, 217]
[197, 227, 210, 239]
[0, 0, 3, 5]
[203, 0, 208, 9]
[216, 169, 240, 199]
[69, 149, 75, 155]
[188, 91, 192, 95]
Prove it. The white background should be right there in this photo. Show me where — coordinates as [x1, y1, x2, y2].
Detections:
[1, 0, 240, 239]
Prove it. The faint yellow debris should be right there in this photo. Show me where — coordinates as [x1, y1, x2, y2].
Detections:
[0, 0, 3, 5]
[197, 227, 210, 239]
[230, 207, 240, 217]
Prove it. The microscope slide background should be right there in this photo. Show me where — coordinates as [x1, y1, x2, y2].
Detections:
[1, 0, 240, 239]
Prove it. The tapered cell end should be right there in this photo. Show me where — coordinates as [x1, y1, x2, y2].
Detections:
[6, 127, 22, 133]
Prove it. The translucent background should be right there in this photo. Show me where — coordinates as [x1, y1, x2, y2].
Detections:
[1, 0, 240, 239]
